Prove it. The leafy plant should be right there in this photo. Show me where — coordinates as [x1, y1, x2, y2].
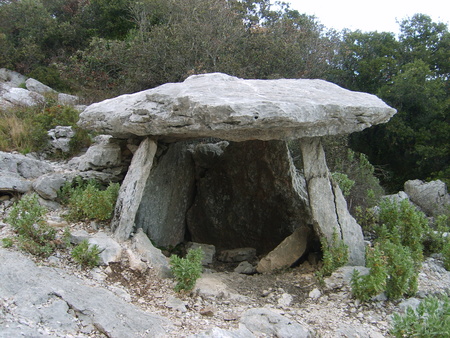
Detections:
[331, 172, 355, 197]
[1, 238, 14, 248]
[170, 247, 204, 292]
[61, 178, 120, 221]
[5, 193, 56, 257]
[71, 240, 101, 268]
[351, 243, 388, 302]
[390, 296, 450, 337]
[316, 230, 349, 282]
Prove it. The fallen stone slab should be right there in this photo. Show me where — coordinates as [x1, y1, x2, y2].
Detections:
[0, 248, 171, 337]
[404, 179, 450, 217]
[78, 73, 396, 141]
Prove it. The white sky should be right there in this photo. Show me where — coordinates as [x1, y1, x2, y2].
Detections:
[287, 0, 450, 34]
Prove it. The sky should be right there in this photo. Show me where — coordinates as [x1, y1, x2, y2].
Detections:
[287, 0, 450, 34]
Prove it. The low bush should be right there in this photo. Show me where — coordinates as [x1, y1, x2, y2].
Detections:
[5, 193, 56, 257]
[60, 178, 120, 221]
[170, 248, 204, 292]
[316, 230, 349, 282]
[1, 237, 14, 248]
[390, 296, 450, 337]
[71, 240, 101, 268]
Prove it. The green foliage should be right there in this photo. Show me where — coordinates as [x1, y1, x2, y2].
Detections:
[316, 230, 349, 282]
[391, 296, 450, 337]
[1, 238, 14, 248]
[28, 65, 70, 92]
[71, 240, 101, 268]
[331, 172, 355, 197]
[170, 247, 204, 292]
[61, 178, 120, 221]
[5, 193, 56, 257]
[351, 244, 388, 302]
[0, 103, 91, 157]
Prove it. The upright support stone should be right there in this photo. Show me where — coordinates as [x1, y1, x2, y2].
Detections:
[112, 138, 157, 241]
[300, 138, 364, 266]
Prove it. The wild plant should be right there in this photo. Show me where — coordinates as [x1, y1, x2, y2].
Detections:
[170, 248, 204, 292]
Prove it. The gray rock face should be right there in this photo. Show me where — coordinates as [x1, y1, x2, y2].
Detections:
[78, 73, 396, 141]
[240, 308, 312, 338]
[0, 247, 170, 337]
[25, 78, 56, 94]
[135, 141, 195, 248]
[0, 151, 53, 179]
[2, 86, 45, 106]
[300, 138, 365, 266]
[0, 68, 27, 86]
[257, 226, 310, 273]
[404, 179, 450, 217]
[186, 140, 312, 254]
[48, 126, 76, 154]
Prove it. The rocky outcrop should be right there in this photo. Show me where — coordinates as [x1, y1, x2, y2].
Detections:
[404, 179, 450, 217]
[79, 73, 396, 141]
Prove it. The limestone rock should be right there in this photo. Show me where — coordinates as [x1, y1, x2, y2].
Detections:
[25, 78, 56, 94]
[257, 226, 309, 273]
[112, 138, 158, 241]
[404, 179, 450, 217]
[78, 73, 396, 141]
[88, 232, 123, 265]
[131, 229, 171, 278]
[218, 248, 257, 263]
[32, 173, 67, 200]
[0, 172, 32, 193]
[0, 151, 53, 179]
[78, 142, 122, 171]
[58, 92, 79, 105]
[47, 126, 75, 154]
[0, 68, 27, 87]
[240, 308, 312, 338]
[134, 141, 195, 248]
[2, 86, 45, 106]
[234, 261, 256, 275]
[0, 248, 170, 337]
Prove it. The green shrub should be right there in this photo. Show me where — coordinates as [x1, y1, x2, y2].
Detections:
[316, 230, 349, 281]
[331, 172, 355, 197]
[1, 237, 14, 248]
[62, 178, 120, 221]
[351, 243, 388, 301]
[5, 193, 56, 257]
[391, 296, 450, 337]
[170, 248, 204, 292]
[71, 240, 101, 268]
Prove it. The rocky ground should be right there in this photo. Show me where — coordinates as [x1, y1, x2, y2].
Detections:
[1, 198, 450, 338]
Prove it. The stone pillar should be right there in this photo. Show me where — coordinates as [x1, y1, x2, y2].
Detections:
[111, 138, 158, 241]
[300, 137, 365, 266]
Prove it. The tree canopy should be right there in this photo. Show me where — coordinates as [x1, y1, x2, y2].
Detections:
[0, 1, 448, 190]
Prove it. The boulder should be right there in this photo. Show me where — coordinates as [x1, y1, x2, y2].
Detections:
[187, 242, 216, 265]
[2, 86, 45, 107]
[25, 78, 56, 94]
[58, 92, 79, 105]
[0, 68, 28, 86]
[234, 261, 256, 275]
[187, 140, 312, 254]
[131, 229, 171, 278]
[32, 173, 67, 200]
[257, 226, 309, 273]
[404, 179, 450, 217]
[0, 152, 53, 179]
[88, 232, 123, 265]
[0, 172, 32, 194]
[79, 73, 396, 141]
[218, 248, 257, 263]
[78, 142, 122, 171]
[240, 308, 312, 338]
[47, 126, 75, 154]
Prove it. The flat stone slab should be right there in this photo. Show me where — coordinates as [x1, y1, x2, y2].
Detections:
[78, 73, 396, 141]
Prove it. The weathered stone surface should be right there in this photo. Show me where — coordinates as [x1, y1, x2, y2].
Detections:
[2, 86, 45, 106]
[0, 151, 53, 179]
[190, 325, 254, 338]
[88, 232, 123, 265]
[135, 141, 195, 248]
[25, 78, 56, 94]
[0, 247, 170, 337]
[112, 138, 158, 241]
[300, 138, 365, 266]
[218, 248, 257, 263]
[131, 229, 171, 278]
[48, 126, 75, 153]
[78, 142, 122, 171]
[58, 92, 79, 105]
[78, 73, 396, 141]
[187, 140, 312, 254]
[0, 172, 32, 193]
[240, 308, 312, 338]
[404, 179, 450, 217]
[0, 68, 27, 86]
[256, 226, 309, 273]
[32, 173, 67, 200]
[234, 261, 256, 275]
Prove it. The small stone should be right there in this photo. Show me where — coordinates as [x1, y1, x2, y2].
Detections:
[278, 293, 293, 307]
[222, 313, 238, 321]
[309, 288, 321, 299]
[200, 307, 214, 317]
